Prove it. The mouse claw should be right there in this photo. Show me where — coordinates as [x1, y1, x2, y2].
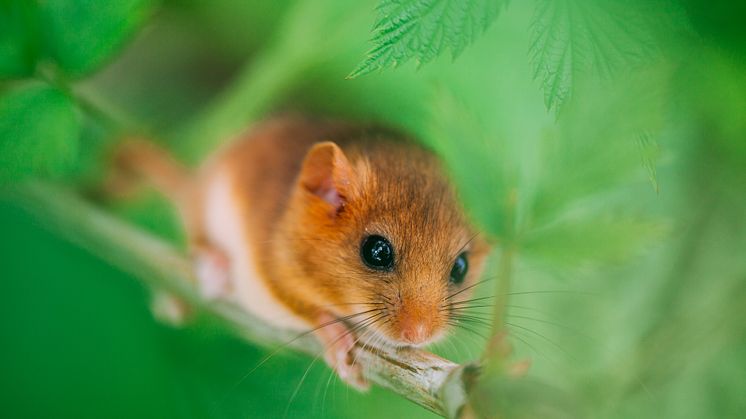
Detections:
[315, 313, 370, 391]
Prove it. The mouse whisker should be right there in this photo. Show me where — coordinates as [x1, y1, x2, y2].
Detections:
[448, 307, 493, 316]
[505, 322, 574, 360]
[290, 306, 392, 416]
[507, 328, 544, 359]
[374, 292, 393, 305]
[444, 276, 497, 301]
[237, 308, 383, 383]
[319, 301, 385, 308]
[447, 305, 494, 313]
[450, 314, 493, 327]
[446, 320, 489, 340]
[223, 307, 384, 413]
[444, 295, 496, 308]
[507, 314, 592, 340]
[283, 310, 384, 418]
[450, 232, 480, 262]
[507, 327, 569, 371]
[350, 321, 386, 369]
[504, 290, 599, 297]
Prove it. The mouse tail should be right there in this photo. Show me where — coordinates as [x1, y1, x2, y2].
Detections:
[108, 138, 204, 327]
[110, 138, 192, 205]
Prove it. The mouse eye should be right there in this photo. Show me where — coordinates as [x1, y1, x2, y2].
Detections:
[360, 235, 394, 270]
[450, 253, 469, 285]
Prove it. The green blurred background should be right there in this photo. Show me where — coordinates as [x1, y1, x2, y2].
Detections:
[1, 0, 745, 418]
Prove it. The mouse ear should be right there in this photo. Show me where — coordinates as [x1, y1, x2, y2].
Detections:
[299, 141, 355, 213]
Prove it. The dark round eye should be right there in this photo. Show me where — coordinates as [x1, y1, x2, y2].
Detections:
[450, 253, 469, 285]
[360, 235, 394, 270]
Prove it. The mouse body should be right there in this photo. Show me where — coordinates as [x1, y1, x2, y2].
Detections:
[118, 116, 490, 388]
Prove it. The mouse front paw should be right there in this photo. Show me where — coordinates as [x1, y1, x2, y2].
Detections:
[314, 313, 370, 391]
[193, 247, 231, 300]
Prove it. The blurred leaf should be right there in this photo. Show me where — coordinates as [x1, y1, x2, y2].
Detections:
[682, 0, 746, 58]
[0, 83, 80, 182]
[425, 64, 669, 271]
[0, 0, 37, 79]
[636, 132, 660, 193]
[522, 213, 667, 270]
[469, 372, 580, 419]
[349, 0, 507, 78]
[529, 0, 676, 113]
[529, 64, 670, 226]
[680, 49, 746, 161]
[426, 89, 512, 238]
[37, 0, 154, 77]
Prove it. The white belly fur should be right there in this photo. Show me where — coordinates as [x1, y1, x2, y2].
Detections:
[203, 169, 308, 330]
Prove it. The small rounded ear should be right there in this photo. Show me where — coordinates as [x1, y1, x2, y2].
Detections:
[298, 141, 355, 213]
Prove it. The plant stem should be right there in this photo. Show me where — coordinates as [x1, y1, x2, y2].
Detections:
[175, 48, 306, 163]
[173, 0, 333, 164]
[490, 245, 515, 340]
[482, 188, 518, 366]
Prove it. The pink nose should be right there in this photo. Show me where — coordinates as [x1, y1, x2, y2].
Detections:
[398, 307, 435, 345]
[401, 323, 429, 344]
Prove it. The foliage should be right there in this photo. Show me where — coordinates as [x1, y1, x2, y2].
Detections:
[2, 0, 746, 418]
[0, 83, 79, 182]
[353, 0, 686, 114]
[349, 0, 507, 78]
[528, 0, 682, 112]
[0, 0, 37, 78]
[39, 0, 154, 77]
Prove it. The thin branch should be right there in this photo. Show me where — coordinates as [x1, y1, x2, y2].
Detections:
[10, 182, 472, 418]
[482, 188, 517, 366]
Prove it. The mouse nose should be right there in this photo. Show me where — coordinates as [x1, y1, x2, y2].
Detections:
[398, 309, 434, 345]
[402, 323, 429, 344]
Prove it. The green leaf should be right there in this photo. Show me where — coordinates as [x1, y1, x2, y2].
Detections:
[37, 0, 154, 77]
[349, 0, 507, 78]
[0, 83, 80, 182]
[521, 213, 668, 270]
[529, 0, 677, 113]
[425, 89, 512, 238]
[0, 0, 38, 79]
[636, 132, 660, 194]
[526, 61, 670, 226]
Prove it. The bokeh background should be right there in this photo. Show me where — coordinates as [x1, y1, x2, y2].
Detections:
[1, 0, 745, 418]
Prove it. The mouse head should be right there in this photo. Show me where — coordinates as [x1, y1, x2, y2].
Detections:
[284, 137, 490, 348]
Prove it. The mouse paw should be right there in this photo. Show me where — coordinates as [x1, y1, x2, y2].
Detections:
[315, 313, 370, 391]
[150, 290, 191, 326]
[194, 247, 231, 300]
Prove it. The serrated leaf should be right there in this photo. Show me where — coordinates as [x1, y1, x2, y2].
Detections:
[529, 0, 675, 113]
[0, 83, 80, 182]
[37, 0, 154, 78]
[0, 0, 38, 79]
[349, 0, 507, 78]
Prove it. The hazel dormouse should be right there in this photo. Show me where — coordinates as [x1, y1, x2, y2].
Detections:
[117, 115, 490, 389]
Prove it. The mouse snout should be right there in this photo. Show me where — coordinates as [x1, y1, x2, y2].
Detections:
[397, 305, 437, 346]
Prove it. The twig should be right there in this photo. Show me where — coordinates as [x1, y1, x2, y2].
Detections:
[482, 188, 517, 366]
[10, 182, 473, 418]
